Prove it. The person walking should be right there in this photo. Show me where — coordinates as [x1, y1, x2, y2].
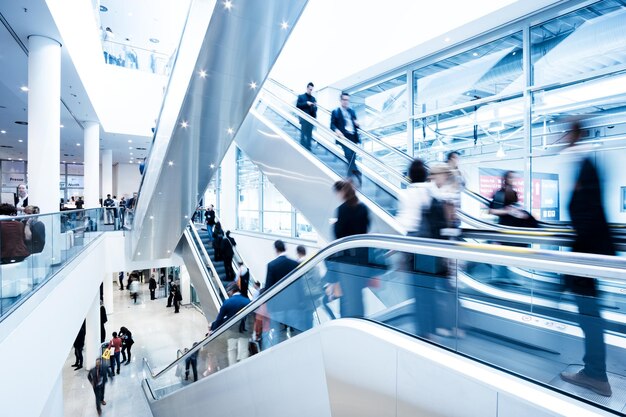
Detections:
[212, 222, 224, 260]
[129, 277, 139, 304]
[108, 331, 123, 375]
[71, 320, 86, 370]
[185, 342, 200, 382]
[173, 284, 183, 313]
[330, 92, 361, 182]
[149, 275, 157, 300]
[327, 180, 370, 318]
[205, 204, 216, 236]
[119, 326, 134, 365]
[221, 231, 236, 281]
[296, 82, 317, 150]
[118, 271, 124, 291]
[559, 121, 614, 397]
[166, 276, 174, 307]
[87, 358, 112, 416]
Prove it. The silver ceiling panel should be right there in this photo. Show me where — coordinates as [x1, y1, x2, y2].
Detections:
[131, 0, 308, 260]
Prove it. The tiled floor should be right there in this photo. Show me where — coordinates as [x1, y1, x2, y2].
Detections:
[63, 279, 210, 417]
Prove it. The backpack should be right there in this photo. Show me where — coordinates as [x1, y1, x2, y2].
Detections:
[418, 197, 448, 239]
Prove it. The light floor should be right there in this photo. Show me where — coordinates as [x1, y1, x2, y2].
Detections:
[63, 278, 209, 417]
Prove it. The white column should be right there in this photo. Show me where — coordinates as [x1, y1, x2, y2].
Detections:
[101, 149, 113, 200]
[85, 293, 102, 367]
[83, 121, 100, 208]
[180, 264, 190, 304]
[39, 372, 63, 417]
[27, 35, 61, 214]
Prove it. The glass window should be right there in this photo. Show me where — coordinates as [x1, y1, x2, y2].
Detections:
[351, 73, 408, 135]
[531, 1, 626, 87]
[66, 164, 84, 175]
[413, 32, 523, 115]
[237, 150, 261, 231]
[296, 212, 317, 240]
[262, 211, 292, 236]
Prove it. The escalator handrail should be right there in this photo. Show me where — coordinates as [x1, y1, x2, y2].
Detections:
[266, 78, 414, 165]
[143, 233, 626, 381]
[259, 88, 411, 190]
[187, 221, 229, 301]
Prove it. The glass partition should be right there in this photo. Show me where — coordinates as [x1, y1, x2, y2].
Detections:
[0, 208, 105, 319]
[144, 236, 626, 413]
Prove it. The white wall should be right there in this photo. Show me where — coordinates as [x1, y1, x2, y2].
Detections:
[113, 163, 142, 199]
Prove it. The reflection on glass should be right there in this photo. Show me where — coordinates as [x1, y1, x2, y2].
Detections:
[262, 212, 291, 236]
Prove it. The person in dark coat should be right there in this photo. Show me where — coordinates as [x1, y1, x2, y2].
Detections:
[296, 82, 317, 150]
[173, 284, 183, 313]
[262, 240, 299, 293]
[185, 342, 200, 382]
[24, 205, 46, 254]
[559, 121, 615, 397]
[221, 231, 236, 281]
[205, 205, 216, 235]
[329, 180, 370, 318]
[100, 301, 108, 343]
[119, 326, 134, 365]
[0, 203, 30, 264]
[87, 358, 112, 415]
[212, 222, 224, 260]
[330, 92, 361, 180]
[210, 283, 251, 332]
[149, 275, 157, 300]
[71, 320, 86, 370]
[166, 276, 174, 307]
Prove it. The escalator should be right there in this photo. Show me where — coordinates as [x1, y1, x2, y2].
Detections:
[142, 235, 626, 416]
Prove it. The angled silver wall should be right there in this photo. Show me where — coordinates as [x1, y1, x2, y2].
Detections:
[132, 0, 308, 260]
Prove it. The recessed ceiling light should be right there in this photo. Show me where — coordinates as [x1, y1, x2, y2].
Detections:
[280, 21, 289, 30]
[0, 130, 5, 134]
[168, 161, 174, 166]
[512, 51, 516, 56]
[444, 37, 451, 42]
[18, 158, 22, 161]
[99, 5, 108, 12]
[149, 38, 159, 44]
[180, 121, 188, 128]
[18, 139, 23, 143]
[249, 81, 257, 90]
[227, 127, 234, 134]
[223, 0, 232, 10]
[210, 163, 215, 169]
[149, 216, 154, 220]
[130, 152, 133, 155]
[129, 160, 133, 163]
[128, 139, 132, 143]
[184, 215, 188, 219]
[8, 158, 12, 160]
[129, 146, 133, 149]
[60, 124, 64, 128]
[76, 143, 81, 146]
[137, 252, 141, 256]
[199, 70, 207, 78]
[20, 86, 29, 92]
[167, 250, 171, 254]
[62, 160, 65, 163]
[472, 52, 478, 57]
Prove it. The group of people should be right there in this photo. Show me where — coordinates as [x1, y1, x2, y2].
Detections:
[103, 192, 137, 229]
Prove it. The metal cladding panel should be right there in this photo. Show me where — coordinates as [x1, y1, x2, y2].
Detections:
[132, 0, 309, 260]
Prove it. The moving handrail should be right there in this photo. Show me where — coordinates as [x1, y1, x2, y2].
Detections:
[143, 233, 626, 382]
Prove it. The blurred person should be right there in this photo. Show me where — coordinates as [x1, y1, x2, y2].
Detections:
[488, 171, 536, 228]
[331, 92, 361, 183]
[396, 159, 430, 237]
[263, 240, 299, 293]
[205, 204, 216, 236]
[71, 320, 86, 370]
[107, 331, 122, 375]
[149, 274, 157, 300]
[221, 230, 237, 281]
[296, 82, 317, 150]
[185, 342, 200, 382]
[296, 245, 307, 262]
[129, 276, 139, 304]
[212, 222, 224, 260]
[445, 151, 465, 228]
[327, 180, 370, 318]
[118, 271, 124, 291]
[75, 197, 84, 210]
[173, 283, 183, 313]
[14, 184, 28, 213]
[87, 358, 112, 415]
[103, 194, 115, 225]
[559, 121, 615, 397]
[0, 203, 30, 264]
[237, 261, 250, 299]
[210, 283, 250, 333]
[100, 301, 107, 343]
[118, 196, 126, 225]
[166, 275, 174, 307]
[23, 205, 45, 254]
[119, 326, 134, 365]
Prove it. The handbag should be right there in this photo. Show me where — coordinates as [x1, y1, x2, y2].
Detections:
[102, 348, 111, 360]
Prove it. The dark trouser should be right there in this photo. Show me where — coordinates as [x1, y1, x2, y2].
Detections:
[74, 346, 83, 366]
[338, 132, 359, 178]
[93, 384, 105, 412]
[223, 257, 235, 281]
[121, 344, 132, 363]
[110, 352, 120, 374]
[150, 288, 156, 300]
[185, 357, 198, 381]
[573, 291, 608, 380]
[300, 121, 313, 150]
[167, 293, 173, 307]
[174, 299, 180, 313]
[119, 277, 124, 290]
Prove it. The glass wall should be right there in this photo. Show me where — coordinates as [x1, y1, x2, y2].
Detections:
[236, 148, 317, 240]
[340, 0, 626, 223]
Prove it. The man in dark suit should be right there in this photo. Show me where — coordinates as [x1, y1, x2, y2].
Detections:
[330, 92, 361, 180]
[263, 240, 299, 293]
[87, 358, 112, 415]
[14, 184, 28, 214]
[559, 121, 614, 397]
[296, 82, 317, 150]
[210, 283, 250, 332]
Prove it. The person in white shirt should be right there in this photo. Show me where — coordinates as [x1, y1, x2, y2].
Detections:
[14, 184, 28, 213]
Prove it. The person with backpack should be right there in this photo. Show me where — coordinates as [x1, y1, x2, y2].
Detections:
[119, 326, 134, 365]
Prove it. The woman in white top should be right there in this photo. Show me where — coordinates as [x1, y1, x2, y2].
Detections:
[396, 159, 431, 235]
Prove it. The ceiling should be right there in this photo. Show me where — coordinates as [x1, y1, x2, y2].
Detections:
[0, 0, 190, 165]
